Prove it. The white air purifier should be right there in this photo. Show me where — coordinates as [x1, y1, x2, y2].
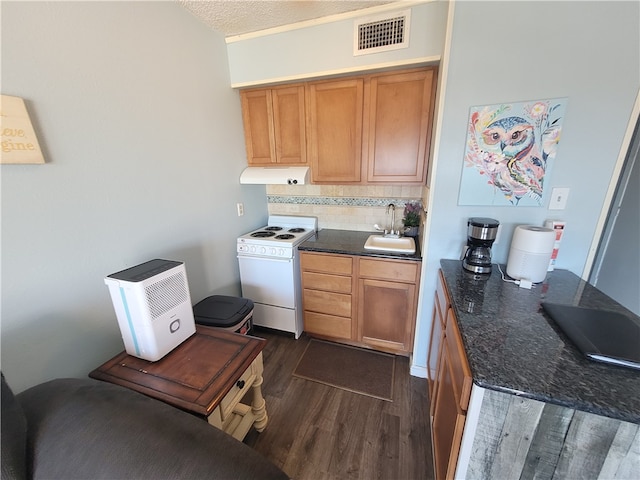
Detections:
[506, 226, 556, 283]
[105, 259, 196, 361]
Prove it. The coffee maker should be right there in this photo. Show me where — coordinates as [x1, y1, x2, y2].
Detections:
[462, 217, 500, 274]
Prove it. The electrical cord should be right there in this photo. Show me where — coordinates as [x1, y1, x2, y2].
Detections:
[497, 264, 533, 289]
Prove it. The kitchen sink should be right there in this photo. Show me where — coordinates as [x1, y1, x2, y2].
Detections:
[364, 235, 416, 254]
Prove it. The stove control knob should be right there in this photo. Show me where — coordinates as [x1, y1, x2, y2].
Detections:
[279, 248, 285, 256]
[260, 247, 266, 254]
[270, 247, 276, 255]
[250, 246, 256, 253]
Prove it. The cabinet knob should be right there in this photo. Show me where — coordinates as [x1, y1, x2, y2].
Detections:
[236, 379, 245, 389]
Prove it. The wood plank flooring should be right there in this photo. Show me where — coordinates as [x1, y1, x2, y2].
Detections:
[244, 329, 434, 480]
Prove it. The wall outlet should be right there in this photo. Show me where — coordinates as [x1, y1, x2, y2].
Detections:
[549, 187, 570, 210]
[236, 203, 244, 216]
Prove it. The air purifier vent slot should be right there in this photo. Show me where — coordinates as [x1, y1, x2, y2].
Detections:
[145, 272, 188, 319]
[354, 9, 410, 56]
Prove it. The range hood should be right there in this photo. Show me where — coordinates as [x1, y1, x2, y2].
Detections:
[239, 166, 309, 185]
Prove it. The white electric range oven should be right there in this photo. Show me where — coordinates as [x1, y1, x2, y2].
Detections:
[237, 215, 317, 338]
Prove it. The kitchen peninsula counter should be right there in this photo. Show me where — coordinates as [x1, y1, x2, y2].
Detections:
[299, 229, 421, 261]
[440, 259, 640, 424]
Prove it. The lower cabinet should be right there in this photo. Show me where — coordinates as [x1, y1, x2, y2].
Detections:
[357, 258, 419, 355]
[432, 340, 465, 480]
[430, 268, 639, 479]
[427, 270, 449, 414]
[300, 252, 355, 340]
[300, 251, 420, 355]
[429, 269, 472, 480]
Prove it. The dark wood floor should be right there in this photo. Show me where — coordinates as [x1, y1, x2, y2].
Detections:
[244, 329, 434, 480]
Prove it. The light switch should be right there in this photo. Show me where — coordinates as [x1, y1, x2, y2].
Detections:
[549, 187, 570, 210]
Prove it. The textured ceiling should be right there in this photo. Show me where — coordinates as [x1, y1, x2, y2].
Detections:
[178, 0, 400, 37]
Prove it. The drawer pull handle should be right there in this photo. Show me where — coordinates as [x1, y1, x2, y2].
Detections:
[236, 380, 245, 389]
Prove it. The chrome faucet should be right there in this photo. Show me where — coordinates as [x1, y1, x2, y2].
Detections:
[372, 203, 401, 237]
[385, 203, 400, 238]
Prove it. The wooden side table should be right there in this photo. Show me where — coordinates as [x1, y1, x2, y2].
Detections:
[89, 325, 268, 441]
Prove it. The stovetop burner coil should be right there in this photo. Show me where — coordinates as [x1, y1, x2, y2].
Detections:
[275, 234, 295, 240]
[251, 231, 276, 238]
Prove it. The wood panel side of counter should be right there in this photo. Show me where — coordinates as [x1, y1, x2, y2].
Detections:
[461, 387, 639, 479]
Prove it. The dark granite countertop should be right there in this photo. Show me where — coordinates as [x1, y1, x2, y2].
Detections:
[299, 229, 422, 261]
[440, 259, 640, 424]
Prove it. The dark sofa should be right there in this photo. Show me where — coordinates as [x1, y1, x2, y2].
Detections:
[1, 373, 288, 480]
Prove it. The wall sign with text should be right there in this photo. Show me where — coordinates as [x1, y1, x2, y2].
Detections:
[1, 94, 45, 164]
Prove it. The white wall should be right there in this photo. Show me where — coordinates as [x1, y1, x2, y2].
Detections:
[226, 0, 448, 86]
[1, 1, 268, 393]
[414, 1, 640, 374]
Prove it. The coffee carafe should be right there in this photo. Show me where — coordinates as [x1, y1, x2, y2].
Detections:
[462, 217, 500, 274]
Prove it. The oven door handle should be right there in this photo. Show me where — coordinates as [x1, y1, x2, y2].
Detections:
[237, 255, 293, 263]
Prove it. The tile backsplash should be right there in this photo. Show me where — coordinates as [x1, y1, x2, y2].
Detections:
[267, 184, 429, 233]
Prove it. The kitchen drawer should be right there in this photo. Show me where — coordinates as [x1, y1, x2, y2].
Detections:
[446, 309, 472, 411]
[359, 258, 419, 283]
[301, 252, 353, 275]
[436, 269, 451, 323]
[304, 311, 352, 339]
[303, 271, 352, 293]
[303, 289, 351, 317]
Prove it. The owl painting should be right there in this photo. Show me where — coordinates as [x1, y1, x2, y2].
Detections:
[460, 98, 567, 206]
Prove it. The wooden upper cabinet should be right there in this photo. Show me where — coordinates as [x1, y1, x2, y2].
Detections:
[307, 78, 364, 183]
[240, 85, 306, 166]
[241, 89, 274, 165]
[239, 66, 437, 183]
[364, 68, 437, 184]
[273, 86, 306, 165]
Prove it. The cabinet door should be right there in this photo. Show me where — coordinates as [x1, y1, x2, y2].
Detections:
[427, 290, 446, 416]
[365, 68, 437, 184]
[431, 306, 473, 480]
[446, 309, 472, 411]
[241, 86, 306, 166]
[272, 85, 306, 165]
[307, 79, 364, 183]
[428, 270, 452, 414]
[241, 89, 275, 165]
[432, 341, 466, 480]
[358, 277, 416, 354]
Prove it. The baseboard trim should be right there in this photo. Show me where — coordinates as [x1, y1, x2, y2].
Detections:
[410, 364, 428, 378]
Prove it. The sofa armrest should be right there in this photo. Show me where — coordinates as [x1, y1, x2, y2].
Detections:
[16, 378, 288, 480]
[1, 373, 28, 480]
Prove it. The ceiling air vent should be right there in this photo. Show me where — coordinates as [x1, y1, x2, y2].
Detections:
[354, 9, 410, 56]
